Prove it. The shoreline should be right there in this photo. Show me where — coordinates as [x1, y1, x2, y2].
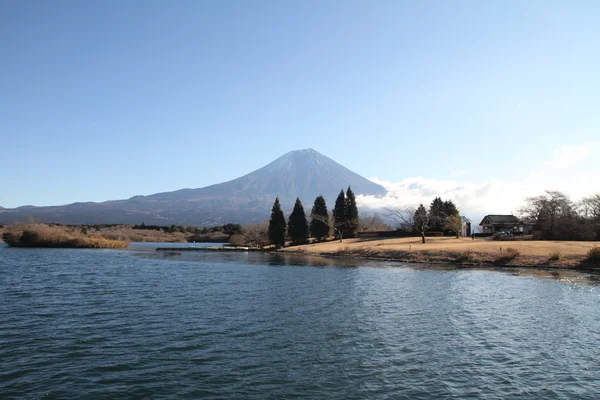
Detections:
[275, 248, 600, 274]
[277, 237, 600, 273]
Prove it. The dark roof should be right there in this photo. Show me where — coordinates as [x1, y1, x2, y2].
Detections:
[479, 215, 520, 225]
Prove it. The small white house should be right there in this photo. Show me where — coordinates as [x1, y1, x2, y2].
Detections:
[461, 217, 472, 237]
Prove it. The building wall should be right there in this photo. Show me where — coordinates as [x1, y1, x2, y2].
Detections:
[481, 223, 523, 233]
[461, 222, 472, 237]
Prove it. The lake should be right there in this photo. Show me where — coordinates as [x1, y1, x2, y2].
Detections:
[1, 243, 599, 399]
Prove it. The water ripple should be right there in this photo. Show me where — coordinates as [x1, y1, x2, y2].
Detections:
[1, 248, 599, 399]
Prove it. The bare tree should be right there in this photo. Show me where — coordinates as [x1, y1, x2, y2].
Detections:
[358, 211, 390, 231]
[444, 214, 462, 238]
[386, 204, 430, 243]
[519, 191, 575, 237]
[579, 194, 600, 220]
[386, 206, 414, 230]
[241, 222, 270, 247]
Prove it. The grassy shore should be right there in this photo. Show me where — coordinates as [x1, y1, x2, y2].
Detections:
[0, 224, 194, 245]
[2, 223, 129, 249]
[280, 236, 600, 269]
[86, 225, 189, 243]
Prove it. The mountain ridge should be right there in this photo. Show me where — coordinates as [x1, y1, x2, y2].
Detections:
[0, 149, 386, 226]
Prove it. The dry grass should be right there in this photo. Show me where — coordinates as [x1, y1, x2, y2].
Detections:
[96, 226, 187, 243]
[456, 249, 474, 262]
[2, 223, 129, 249]
[1, 224, 190, 244]
[280, 236, 600, 268]
[549, 251, 563, 261]
[498, 247, 521, 261]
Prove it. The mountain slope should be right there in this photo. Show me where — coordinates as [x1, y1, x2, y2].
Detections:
[0, 149, 386, 226]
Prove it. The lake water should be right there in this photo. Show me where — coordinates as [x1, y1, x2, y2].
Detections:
[1, 243, 600, 399]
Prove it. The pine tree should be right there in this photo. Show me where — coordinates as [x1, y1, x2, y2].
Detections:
[332, 189, 347, 239]
[310, 195, 329, 241]
[268, 197, 286, 248]
[443, 200, 459, 220]
[429, 197, 445, 231]
[288, 197, 309, 244]
[345, 186, 359, 238]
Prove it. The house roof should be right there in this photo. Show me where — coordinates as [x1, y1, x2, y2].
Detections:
[479, 215, 520, 225]
[461, 216, 471, 223]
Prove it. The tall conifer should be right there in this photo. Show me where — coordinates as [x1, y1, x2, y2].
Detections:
[429, 197, 445, 231]
[332, 189, 347, 239]
[310, 195, 329, 241]
[288, 197, 309, 244]
[443, 200, 459, 219]
[345, 186, 359, 238]
[268, 197, 286, 248]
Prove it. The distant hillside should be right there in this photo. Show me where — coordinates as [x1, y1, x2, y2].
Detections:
[0, 149, 386, 226]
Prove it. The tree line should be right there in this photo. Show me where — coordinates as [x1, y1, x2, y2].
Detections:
[387, 197, 461, 243]
[133, 222, 243, 237]
[267, 187, 360, 248]
[519, 191, 600, 240]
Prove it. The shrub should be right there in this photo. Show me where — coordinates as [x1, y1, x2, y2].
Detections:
[498, 247, 520, 261]
[2, 231, 20, 246]
[500, 235, 533, 241]
[492, 233, 502, 240]
[456, 249, 474, 262]
[229, 234, 246, 247]
[587, 247, 600, 264]
[549, 251, 563, 261]
[19, 230, 41, 247]
[531, 231, 544, 240]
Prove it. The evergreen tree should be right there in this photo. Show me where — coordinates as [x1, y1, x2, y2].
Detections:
[310, 195, 329, 241]
[288, 197, 309, 244]
[429, 197, 446, 231]
[443, 200, 459, 220]
[268, 197, 286, 248]
[345, 186, 359, 238]
[332, 189, 347, 239]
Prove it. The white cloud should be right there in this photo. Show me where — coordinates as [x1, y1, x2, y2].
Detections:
[357, 177, 534, 218]
[357, 142, 599, 224]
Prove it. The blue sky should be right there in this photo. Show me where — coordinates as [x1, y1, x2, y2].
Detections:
[1, 0, 599, 210]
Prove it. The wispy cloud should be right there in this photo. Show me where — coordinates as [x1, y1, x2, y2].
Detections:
[551, 144, 590, 166]
[528, 143, 592, 181]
